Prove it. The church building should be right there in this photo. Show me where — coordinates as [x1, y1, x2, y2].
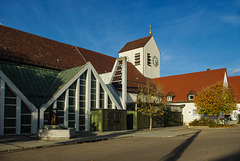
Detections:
[0, 25, 162, 135]
[0, 25, 239, 135]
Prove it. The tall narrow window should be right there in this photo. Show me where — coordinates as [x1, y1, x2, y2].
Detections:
[68, 82, 76, 128]
[44, 92, 65, 126]
[135, 53, 140, 66]
[100, 85, 104, 109]
[108, 96, 112, 109]
[79, 72, 86, 130]
[21, 102, 31, 134]
[91, 73, 96, 109]
[4, 85, 16, 134]
[147, 53, 151, 66]
[56, 92, 65, 125]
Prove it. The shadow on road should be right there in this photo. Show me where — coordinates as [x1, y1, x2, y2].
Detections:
[214, 151, 240, 161]
[161, 130, 201, 161]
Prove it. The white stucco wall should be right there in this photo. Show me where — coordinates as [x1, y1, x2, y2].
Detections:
[99, 72, 112, 84]
[119, 48, 144, 75]
[144, 37, 160, 78]
[231, 103, 240, 120]
[182, 103, 201, 125]
[172, 102, 200, 125]
[223, 72, 228, 87]
[127, 92, 137, 103]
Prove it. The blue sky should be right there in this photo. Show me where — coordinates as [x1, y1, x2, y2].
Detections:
[0, 0, 240, 77]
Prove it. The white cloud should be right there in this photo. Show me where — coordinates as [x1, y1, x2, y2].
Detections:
[228, 68, 240, 75]
[221, 15, 240, 26]
[161, 52, 172, 61]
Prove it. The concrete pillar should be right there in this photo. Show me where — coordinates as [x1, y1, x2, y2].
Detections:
[96, 79, 100, 109]
[104, 91, 108, 109]
[75, 78, 80, 131]
[0, 79, 5, 135]
[85, 69, 91, 131]
[122, 57, 127, 110]
[64, 90, 69, 128]
[16, 96, 21, 134]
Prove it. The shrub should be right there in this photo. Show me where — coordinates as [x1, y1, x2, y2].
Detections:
[189, 117, 216, 126]
[238, 114, 240, 124]
[189, 117, 236, 127]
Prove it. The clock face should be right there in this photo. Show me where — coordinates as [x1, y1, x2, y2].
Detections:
[152, 56, 159, 67]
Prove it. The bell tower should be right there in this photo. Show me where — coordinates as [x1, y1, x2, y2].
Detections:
[119, 35, 160, 78]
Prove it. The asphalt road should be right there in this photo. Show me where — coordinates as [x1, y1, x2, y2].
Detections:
[1, 128, 240, 161]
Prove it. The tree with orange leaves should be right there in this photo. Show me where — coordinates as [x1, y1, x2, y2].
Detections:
[194, 82, 237, 124]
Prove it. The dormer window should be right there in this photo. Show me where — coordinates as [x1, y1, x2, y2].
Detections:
[188, 95, 195, 101]
[187, 90, 197, 101]
[167, 96, 172, 102]
[166, 91, 176, 102]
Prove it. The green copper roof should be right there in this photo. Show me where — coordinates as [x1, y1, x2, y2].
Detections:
[0, 62, 83, 108]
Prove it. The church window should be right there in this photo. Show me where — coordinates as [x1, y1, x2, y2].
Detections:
[147, 53, 151, 66]
[21, 102, 31, 134]
[79, 71, 86, 130]
[68, 82, 76, 127]
[100, 85, 104, 108]
[4, 84, 17, 134]
[135, 53, 140, 66]
[91, 73, 96, 109]
[108, 96, 112, 109]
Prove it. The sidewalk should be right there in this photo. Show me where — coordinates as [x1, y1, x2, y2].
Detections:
[0, 126, 199, 153]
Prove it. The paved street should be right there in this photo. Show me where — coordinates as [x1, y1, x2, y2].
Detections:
[1, 127, 240, 161]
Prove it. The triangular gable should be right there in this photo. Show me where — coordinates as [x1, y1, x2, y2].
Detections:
[167, 91, 176, 97]
[0, 70, 37, 112]
[187, 90, 197, 96]
[0, 62, 84, 108]
[40, 62, 122, 112]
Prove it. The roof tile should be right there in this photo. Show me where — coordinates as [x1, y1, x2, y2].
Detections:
[152, 68, 226, 102]
[119, 36, 152, 53]
[229, 76, 240, 103]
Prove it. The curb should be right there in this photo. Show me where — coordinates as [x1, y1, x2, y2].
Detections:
[0, 135, 133, 153]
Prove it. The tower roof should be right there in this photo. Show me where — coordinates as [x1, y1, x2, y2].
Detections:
[119, 36, 152, 53]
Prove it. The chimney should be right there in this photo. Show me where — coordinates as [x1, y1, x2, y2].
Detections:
[207, 68, 210, 71]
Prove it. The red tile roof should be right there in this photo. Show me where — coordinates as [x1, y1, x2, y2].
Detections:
[0, 25, 150, 92]
[119, 36, 152, 53]
[77, 47, 116, 74]
[0, 25, 86, 70]
[152, 68, 227, 102]
[229, 76, 240, 103]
